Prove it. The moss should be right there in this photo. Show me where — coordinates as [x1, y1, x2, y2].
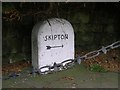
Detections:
[70, 12, 89, 24]
[106, 24, 114, 33]
[89, 64, 107, 72]
[8, 53, 29, 63]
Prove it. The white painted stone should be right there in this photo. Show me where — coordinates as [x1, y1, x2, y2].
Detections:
[32, 18, 74, 70]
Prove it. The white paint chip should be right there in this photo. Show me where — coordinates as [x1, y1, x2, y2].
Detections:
[32, 18, 74, 70]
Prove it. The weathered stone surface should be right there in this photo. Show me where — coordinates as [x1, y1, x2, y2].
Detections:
[32, 18, 74, 69]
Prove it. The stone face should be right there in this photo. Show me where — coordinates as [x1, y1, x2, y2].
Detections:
[32, 18, 74, 69]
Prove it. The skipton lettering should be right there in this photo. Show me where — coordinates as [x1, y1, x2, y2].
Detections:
[44, 34, 68, 41]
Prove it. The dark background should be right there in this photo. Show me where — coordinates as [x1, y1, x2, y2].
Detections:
[2, 2, 120, 65]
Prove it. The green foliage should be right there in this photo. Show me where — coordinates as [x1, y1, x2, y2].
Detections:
[89, 64, 107, 72]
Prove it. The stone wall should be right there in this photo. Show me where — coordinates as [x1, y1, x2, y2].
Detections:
[2, 3, 120, 64]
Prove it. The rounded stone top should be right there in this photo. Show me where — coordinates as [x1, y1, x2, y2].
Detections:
[32, 18, 74, 38]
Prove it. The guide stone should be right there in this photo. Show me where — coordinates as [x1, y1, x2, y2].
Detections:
[32, 18, 74, 70]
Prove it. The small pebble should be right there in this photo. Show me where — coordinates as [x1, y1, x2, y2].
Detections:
[71, 83, 76, 88]
[90, 78, 93, 80]
[71, 86, 76, 88]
